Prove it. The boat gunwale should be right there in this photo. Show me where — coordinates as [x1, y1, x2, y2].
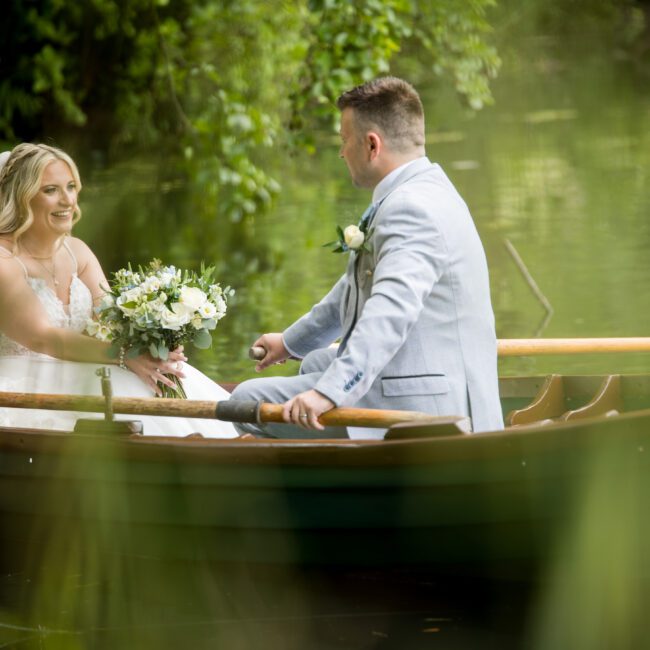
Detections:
[1, 406, 649, 469]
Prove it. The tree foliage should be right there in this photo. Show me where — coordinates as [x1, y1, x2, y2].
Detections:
[1, 0, 501, 222]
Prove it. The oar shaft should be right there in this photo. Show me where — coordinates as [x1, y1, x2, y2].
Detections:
[0, 392, 435, 429]
[0, 392, 219, 418]
[497, 337, 650, 356]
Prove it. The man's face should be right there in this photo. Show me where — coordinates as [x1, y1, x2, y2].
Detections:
[339, 108, 373, 188]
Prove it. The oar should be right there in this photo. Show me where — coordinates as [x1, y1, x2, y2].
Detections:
[0, 391, 447, 429]
[497, 337, 650, 356]
[250, 337, 650, 361]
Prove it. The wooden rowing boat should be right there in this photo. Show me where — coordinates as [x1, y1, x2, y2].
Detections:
[1, 373, 649, 575]
[1, 371, 649, 647]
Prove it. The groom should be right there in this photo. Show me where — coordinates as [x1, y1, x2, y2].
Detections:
[230, 76, 503, 437]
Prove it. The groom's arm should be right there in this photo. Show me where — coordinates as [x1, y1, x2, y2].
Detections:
[281, 274, 347, 358]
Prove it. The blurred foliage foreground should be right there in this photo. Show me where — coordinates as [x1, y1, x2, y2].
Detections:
[2, 0, 501, 223]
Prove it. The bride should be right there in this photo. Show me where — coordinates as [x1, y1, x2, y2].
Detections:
[0, 143, 237, 437]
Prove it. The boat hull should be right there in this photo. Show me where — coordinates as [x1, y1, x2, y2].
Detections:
[1, 398, 649, 574]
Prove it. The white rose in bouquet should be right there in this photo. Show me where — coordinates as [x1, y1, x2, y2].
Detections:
[179, 286, 207, 310]
[160, 304, 192, 330]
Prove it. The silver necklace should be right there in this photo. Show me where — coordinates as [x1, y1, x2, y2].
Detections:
[22, 243, 59, 287]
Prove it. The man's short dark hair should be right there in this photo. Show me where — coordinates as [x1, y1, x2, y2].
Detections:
[337, 77, 425, 152]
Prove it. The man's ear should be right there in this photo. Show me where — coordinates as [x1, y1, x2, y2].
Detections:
[367, 132, 381, 160]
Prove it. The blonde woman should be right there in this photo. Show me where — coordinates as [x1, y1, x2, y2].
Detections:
[0, 143, 236, 436]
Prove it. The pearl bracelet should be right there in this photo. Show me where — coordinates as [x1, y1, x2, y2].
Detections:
[118, 346, 128, 370]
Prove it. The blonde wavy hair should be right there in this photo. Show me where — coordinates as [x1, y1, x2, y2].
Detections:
[0, 143, 82, 253]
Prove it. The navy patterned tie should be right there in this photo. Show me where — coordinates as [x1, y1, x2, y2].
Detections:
[358, 202, 376, 230]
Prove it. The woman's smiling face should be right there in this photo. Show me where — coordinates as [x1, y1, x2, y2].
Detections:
[28, 159, 79, 237]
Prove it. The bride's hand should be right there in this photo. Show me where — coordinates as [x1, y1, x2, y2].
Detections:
[125, 348, 188, 396]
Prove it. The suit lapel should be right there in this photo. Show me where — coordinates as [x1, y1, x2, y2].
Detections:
[339, 158, 435, 354]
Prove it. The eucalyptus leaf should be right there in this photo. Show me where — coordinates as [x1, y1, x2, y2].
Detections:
[193, 329, 212, 349]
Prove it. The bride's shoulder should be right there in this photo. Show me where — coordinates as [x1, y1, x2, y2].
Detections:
[0, 248, 26, 285]
[0, 241, 20, 268]
[66, 235, 90, 252]
[0, 237, 14, 257]
[66, 237, 104, 282]
[66, 236, 97, 261]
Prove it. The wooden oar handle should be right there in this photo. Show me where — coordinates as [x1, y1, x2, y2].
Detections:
[248, 346, 300, 362]
[249, 346, 266, 361]
[256, 403, 450, 428]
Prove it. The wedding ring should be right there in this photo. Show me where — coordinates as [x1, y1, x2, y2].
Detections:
[155, 368, 160, 373]
[299, 413, 308, 419]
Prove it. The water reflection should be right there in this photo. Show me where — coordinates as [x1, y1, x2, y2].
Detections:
[73, 56, 650, 383]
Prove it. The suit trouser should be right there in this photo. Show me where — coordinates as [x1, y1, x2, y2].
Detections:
[229, 348, 349, 439]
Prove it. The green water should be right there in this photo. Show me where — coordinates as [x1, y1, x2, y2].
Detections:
[75, 37, 650, 383]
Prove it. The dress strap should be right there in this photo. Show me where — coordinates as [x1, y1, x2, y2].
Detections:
[61, 238, 78, 274]
[0, 244, 29, 280]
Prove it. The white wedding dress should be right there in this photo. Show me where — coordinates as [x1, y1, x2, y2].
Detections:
[0, 242, 237, 437]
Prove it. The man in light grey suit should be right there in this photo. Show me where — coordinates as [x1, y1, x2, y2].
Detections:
[230, 77, 503, 437]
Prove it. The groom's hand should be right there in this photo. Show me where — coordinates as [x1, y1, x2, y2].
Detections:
[252, 333, 290, 372]
[283, 390, 335, 431]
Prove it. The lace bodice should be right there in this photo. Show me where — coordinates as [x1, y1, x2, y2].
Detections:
[0, 241, 93, 358]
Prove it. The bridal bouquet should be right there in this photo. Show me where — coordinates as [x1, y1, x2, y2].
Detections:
[86, 259, 233, 398]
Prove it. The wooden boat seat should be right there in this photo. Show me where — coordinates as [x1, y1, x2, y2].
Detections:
[386, 416, 470, 439]
[507, 374, 622, 426]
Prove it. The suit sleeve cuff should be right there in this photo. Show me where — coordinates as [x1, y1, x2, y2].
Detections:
[314, 373, 362, 408]
[281, 333, 304, 360]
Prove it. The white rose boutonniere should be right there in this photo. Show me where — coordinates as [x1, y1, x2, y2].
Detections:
[324, 222, 373, 254]
[343, 225, 365, 250]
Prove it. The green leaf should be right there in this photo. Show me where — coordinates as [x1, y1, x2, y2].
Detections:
[193, 329, 212, 349]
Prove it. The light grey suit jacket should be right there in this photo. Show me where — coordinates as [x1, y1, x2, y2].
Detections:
[282, 157, 503, 432]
